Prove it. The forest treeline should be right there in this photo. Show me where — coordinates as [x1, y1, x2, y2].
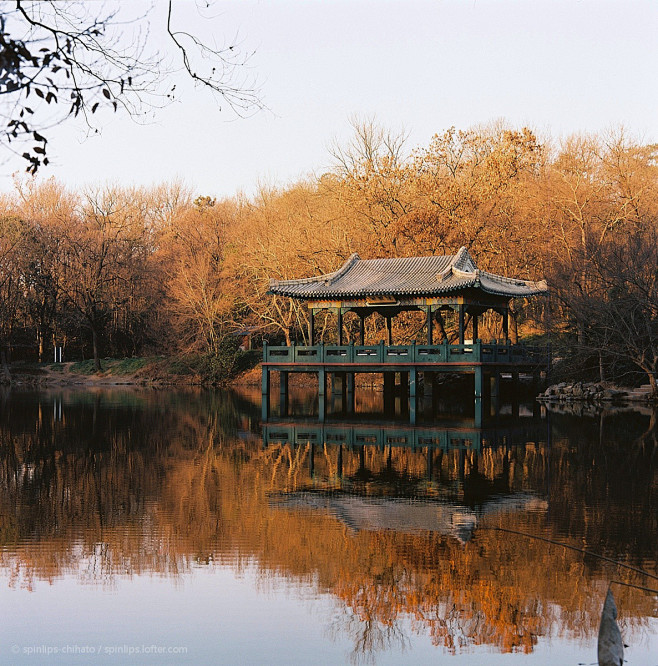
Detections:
[1, 120, 657, 387]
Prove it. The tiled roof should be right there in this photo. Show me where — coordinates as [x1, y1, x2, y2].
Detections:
[268, 247, 548, 299]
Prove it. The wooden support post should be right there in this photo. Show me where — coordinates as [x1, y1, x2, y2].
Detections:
[261, 367, 270, 421]
[279, 371, 289, 417]
[337, 308, 343, 345]
[472, 313, 479, 342]
[359, 315, 365, 345]
[309, 308, 315, 345]
[474, 397, 483, 429]
[458, 305, 465, 344]
[474, 366, 483, 400]
[409, 367, 417, 425]
[319, 368, 326, 397]
[386, 315, 393, 345]
[502, 308, 509, 342]
[318, 368, 326, 422]
[426, 306, 433, 344]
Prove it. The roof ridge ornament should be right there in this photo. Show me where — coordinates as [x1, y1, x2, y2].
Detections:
[325, 252, 360, 285]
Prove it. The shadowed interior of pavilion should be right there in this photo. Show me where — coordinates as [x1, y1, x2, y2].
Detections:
[263, 247, 549, 423]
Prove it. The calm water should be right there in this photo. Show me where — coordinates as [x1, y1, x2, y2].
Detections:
[1, 387, 657, 665]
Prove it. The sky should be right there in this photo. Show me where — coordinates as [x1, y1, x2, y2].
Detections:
[2, 0, 657, 199]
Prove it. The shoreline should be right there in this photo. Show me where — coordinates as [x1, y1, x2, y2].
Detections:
[3, 361, 656, 407]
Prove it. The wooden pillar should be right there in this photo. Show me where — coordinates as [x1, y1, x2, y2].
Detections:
[318, 368, 326, 421]
[474, 366, 483, 400]
[458, 305, 465, 344]
[502, 308, 509, 342]
[386, 315, 393, 345]
[426, 306, 433, 344]
[359, 315, 365, 345]
[279, 371, 289, 416]
[337, 308, 344, 345]
[472, 312, 479, 342]
[409, 367, 417, 425]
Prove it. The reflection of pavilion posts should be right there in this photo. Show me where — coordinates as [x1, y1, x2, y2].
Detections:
[264, 247, 549, 424]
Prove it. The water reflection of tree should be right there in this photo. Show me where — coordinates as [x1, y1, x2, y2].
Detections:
[1, 392, 657, 658]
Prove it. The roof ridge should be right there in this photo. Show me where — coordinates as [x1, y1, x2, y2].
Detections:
[269, 253, 361, 289]
[325, 252, 360, 285]
[479, 268, 549, 290]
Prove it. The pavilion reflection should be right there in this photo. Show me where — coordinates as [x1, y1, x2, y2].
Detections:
[264, 414, 550, 544]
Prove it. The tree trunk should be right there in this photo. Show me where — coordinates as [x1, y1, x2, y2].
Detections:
[648, 371, 657, 398]
[92, 326, 102, 373]
[598, 350, 605, 383]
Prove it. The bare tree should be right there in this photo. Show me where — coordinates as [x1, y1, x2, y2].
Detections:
[0, 1, 261, 172]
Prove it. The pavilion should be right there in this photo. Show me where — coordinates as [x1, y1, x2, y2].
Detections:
[263, 247, 549, 424]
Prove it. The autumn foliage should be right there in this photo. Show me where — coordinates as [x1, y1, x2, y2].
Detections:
[1, 121, 657, 385]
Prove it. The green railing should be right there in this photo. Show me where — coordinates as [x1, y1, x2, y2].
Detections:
[263, 340, 549, 366]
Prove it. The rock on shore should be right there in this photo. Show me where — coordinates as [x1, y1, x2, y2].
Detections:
[538, 381, 656, 403]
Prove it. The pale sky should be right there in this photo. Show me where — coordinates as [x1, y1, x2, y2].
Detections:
[2, 0, 657, 198]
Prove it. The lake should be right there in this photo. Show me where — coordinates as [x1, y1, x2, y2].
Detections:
[1, 387, 657, 664]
